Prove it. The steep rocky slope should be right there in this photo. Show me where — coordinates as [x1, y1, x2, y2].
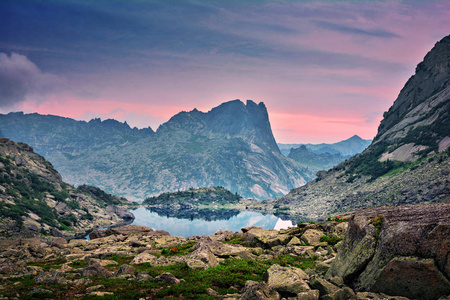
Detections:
[264, 35, 450, 221]
[0, 138, 134, 238]
[0, 100, 314, 200]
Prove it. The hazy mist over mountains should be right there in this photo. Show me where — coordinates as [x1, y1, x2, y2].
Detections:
[0, 100, 328, 201]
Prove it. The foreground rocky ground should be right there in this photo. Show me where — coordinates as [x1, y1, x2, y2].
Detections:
[0, 203, 449, 300]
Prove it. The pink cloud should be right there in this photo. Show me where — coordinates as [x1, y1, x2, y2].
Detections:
[270, 111, 381, 144]
[20, 96, 189, 130]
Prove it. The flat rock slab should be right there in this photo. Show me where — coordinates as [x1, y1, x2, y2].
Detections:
[89, 225, 169, 240]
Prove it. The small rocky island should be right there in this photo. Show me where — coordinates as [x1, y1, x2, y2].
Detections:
[0, 202, 448, 299]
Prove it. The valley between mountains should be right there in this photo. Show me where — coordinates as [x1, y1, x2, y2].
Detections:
[0, 33, 449, 300]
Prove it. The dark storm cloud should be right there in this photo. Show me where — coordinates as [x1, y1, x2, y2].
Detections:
[0, 52, 61, 107]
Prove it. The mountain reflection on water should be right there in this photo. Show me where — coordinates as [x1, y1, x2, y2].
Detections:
[147, 207, 240, 221]
[131, 207, 293, 238]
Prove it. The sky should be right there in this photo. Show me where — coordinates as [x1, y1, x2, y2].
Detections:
[0, 0, 449, 143]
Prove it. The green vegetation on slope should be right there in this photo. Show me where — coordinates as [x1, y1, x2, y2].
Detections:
[143, 186, 242, 206]
[77, 185, 130, 208]
[0, 153, 74, 230]
[5, 253, 316, 299]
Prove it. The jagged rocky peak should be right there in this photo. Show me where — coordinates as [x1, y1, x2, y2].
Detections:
[158, 99, 279, 152]
[206, 100, 278, 151]
[377, 35, 450, 139]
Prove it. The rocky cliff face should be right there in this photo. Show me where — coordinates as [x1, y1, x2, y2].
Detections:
[377, 35, 450, 140]
[265, 35, 450, 221]
[0, 100, 314, 200]
[0, 138, 134, 238]
[327, 203, 450, 300]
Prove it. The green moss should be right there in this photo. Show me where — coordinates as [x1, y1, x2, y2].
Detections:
[369, 215, 383, 240]
[158, 241, 197, 257]
[320, 235, 342, 245]
[223, 236, 244, 245]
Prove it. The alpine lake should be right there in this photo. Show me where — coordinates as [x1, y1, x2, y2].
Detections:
[128, 206, 294, 237]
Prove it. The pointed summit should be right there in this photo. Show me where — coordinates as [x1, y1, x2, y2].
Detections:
[377, 35, 450, 139]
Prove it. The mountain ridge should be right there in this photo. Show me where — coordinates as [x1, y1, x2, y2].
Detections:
[278, 135, 371, 157]
[0, 100, 314, 200]
[260, 35, 450, 221]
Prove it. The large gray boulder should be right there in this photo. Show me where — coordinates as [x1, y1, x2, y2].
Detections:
[263, 264, 310, 296]
[186, 242, 219, 269]
[242, 228, 291, 248]
[241, 280, 280, 300]
[327, 203, 450, 300]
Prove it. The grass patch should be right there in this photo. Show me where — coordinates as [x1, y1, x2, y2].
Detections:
[320, 235, 342, 245]
[222, 236, 243, 245]
[369, 215, 383, 240]
[158, 241, 197, 256]
[27, 258, 65, 271]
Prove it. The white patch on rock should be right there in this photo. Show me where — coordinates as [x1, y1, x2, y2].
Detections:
[273, 218, 293, 230]
[438, 136, 450, 152]
[379, 143, 428, 162]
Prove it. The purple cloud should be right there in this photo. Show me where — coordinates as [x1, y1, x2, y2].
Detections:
[0, 52, 63, 108]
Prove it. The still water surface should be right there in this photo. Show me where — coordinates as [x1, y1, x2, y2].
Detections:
[130, 207, 293, 238]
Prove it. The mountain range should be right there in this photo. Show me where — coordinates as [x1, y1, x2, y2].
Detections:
[264, 34, 450, 221]
[0, 100, 315, 200]
[277, 135, 372, 172]
[278, 135, 371, 156]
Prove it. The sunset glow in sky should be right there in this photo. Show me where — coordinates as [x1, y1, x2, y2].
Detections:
[1, 0, 449, 143]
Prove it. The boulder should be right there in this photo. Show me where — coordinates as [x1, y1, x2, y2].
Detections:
[202, 240, 250, 258]
[263, 264, 310, 296]
[136, 271, 153, 281]
[370, 256, 450, 300]
[34, 270, 68, 285]
[50, 237, 67, 249]
[242, 228, 291, 248]
[106, 205, 135, 220]
[290, 245, 315, 257]
[89, 225, 161, 240]
[114, 264, 137, 277]
[186, 242, 219, 269]
[322, 287, 356, 300]
[241, 280, 280, 300]
[315, 261, 331, 275]
[287, 236, 302, 246]
[154, 272, 180, 284]
[327, 203, 450, 300]
[297, 289, 320, 300]
[309, 277, 339, 297]
[82, 259, 113, 277]
[300, 229, 324, 245]
[130, 252, 157, 265]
